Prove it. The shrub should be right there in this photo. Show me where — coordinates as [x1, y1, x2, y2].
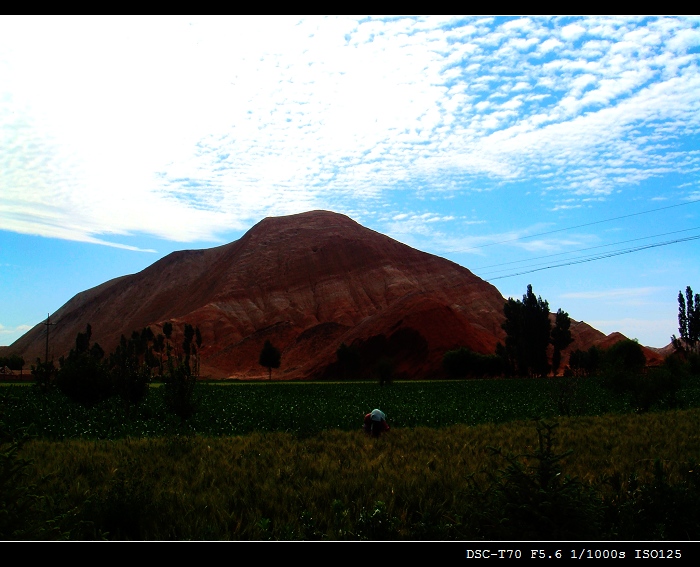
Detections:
[602, 340, 683, 413]
[376, 357, 394, 386]
[466, 421, 604, 540]
[56, 351, 112, 406]
[568, 346, 602, 377]
[0, 392, 87, 539]
[443, 348, 503, 378]
[609, 459, 700, 540]
[31, 359, 56, 393]
[164, 362, 197, 422]
[549, 376, 588, 417]
[601, 339, 646, 395]
[110, 335, 152, 411]
[55, 325, 112, 406]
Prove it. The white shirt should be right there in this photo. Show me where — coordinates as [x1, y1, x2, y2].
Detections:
[370, 409, 386, 422]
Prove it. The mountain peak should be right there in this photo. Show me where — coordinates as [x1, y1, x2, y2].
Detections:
[5, 210, 617, 379]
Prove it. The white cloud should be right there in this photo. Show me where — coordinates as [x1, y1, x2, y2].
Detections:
[539, 37, 564, 53]
[0, 323, 32, 336]
[0, 323, 34, 348]
[560, 23, 587, 41]
[561, 287, 665, 300]
[1, 16, 699, 247]
[586, 317, 676, 347]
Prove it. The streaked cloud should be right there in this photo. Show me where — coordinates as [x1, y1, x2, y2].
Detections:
[0, 323, 31, 336]
[561, 287, 665, 301]
[586, 317, 677, 346]
[1, 16, 699, 248]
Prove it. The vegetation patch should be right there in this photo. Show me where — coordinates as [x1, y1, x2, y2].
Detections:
[7, 411, 700, 540]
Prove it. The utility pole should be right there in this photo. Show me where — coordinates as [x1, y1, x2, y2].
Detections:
[44, 313, 56, 364]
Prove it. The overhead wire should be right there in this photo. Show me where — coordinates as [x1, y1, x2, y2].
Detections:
[484, 233, 700, 281]
[473, 225, 700, 273]
[455, 198, 700, 253]
[441, 198, 700, 281]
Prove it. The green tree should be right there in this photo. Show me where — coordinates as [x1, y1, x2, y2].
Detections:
[163, 360, 197, 421]
[502, 284, 552, 377]
[259, 340, 281, 380]
[672, 286, 700, 354]
[0, 354, 25, 378]
[31, 359, 56, 392]
[56, 324, 111, 406]
[601, 339, 646, 395]
[551, 308, 574, 375]
[153, 334, 165, 376]
[163, 322, 173, 361]
[182, 323, 195, 363]
[602, 338, 683, 413]
[336, 342, 360, 379]
[195, 326, 203, 378]
[376, 356, 393, 386]
[443, 347, 503, 378]
[109, 333, 151, 412]
[501, 285, 573, 377]
[568, 346, 602, 377]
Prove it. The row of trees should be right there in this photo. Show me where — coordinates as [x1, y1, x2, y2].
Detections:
[441, 284, 698, 415]
[33, 322, 203, 420]
[443, 283, 687, 381]
[335, 342, 395, 385]
[0, 354, 25, 376]
[499, 284, 573, 377]
[23, 283, 699, 389]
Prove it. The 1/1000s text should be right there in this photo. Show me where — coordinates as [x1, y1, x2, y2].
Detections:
[465, 549, 684, 560]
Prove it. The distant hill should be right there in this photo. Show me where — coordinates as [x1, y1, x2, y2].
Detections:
[3, 210, 663, 379]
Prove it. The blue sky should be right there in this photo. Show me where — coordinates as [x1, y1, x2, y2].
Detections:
[1, 16, 700, 348]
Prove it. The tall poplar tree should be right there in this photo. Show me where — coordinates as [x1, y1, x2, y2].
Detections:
[259, 340, 281, 380]
[551, 308, 574, 375]
[501, 285, 572, 377]
[673, 286, 700, 353]
[502, 284, 551, 377]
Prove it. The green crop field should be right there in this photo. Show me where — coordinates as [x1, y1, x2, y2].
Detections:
[0, 377, 674, 440]
[3, 376, 700, 540]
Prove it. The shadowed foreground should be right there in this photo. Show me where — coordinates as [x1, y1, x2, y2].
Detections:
[10, 409, 700, 540]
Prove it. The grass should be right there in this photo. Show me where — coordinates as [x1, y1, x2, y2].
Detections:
[0, 376, 654, 440]
[12, 409, 700, 540]
[4, 375, 700, 539]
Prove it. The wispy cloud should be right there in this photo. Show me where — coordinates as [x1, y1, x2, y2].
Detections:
[0, 323, 32, 336]
[586, 317, 677, 346]
[1, 16, 699, 247]
[561, 287, 666, 302]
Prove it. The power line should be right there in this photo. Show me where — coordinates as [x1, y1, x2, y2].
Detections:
[43, 313, 56, 364]
[473, 226, 700, 272]
[484, 233, 700, 281]
[457, 199, 700, 253]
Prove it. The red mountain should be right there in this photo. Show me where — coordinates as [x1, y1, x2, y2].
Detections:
[3, 210, 653, 379]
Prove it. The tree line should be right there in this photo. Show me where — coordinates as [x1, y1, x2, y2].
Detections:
[443, 284, 573, 379]
[440, 283, 700, 415]
[21, 283, 700, 389]
[32, 321, 203, 421]
[0, 354, 25, 377]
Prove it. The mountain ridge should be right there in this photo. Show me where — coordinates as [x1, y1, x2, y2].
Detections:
[2, 210, 663, 378]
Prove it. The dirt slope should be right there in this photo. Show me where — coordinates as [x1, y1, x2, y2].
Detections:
[6, 210, 661, 379]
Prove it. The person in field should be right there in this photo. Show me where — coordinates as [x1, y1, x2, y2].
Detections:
[363, 408, 390, 437]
